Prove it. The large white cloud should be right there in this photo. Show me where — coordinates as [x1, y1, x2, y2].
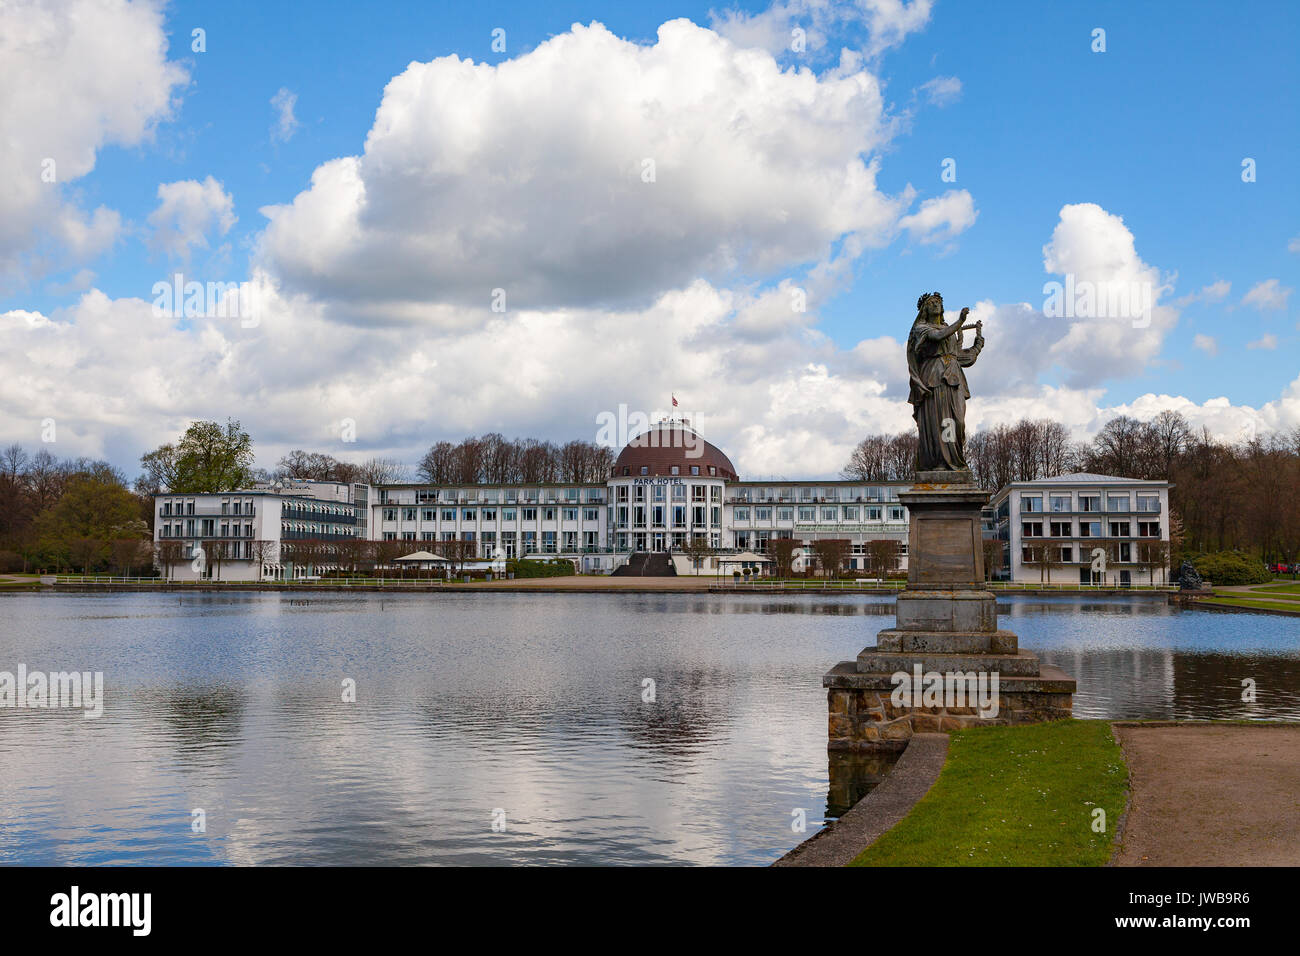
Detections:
[0, 0, 187, 283]
[257, 18, 961, 316]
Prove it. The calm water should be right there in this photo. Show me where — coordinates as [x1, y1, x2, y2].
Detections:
[0, 592, 1297, 866]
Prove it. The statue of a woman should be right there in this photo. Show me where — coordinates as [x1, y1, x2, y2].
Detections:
[907, 292, 983, 473]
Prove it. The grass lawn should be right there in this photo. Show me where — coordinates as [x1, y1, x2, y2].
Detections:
[849, 720, 1127, 867]
[1196, 596, 1300, 614]
[1244, 584, 1300, 596]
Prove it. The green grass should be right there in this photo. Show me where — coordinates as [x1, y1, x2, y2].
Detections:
[849, 720, 1127, 867]
[1195, 596, 1300, 614]
[1245, 583, 1300, 596]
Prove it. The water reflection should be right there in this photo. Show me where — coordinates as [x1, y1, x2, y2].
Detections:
[0, 591, 1295, 865]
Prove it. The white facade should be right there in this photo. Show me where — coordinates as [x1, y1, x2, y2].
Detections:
[988, 473, 1173, 585]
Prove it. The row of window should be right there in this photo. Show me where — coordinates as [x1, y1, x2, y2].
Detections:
[1020, 492, 1161, 514]
[1022, 520, 1162, 538]
[733, 505, 906, 523]
[382, 488, 606, 505]
[377, 530, 600, 554]
[381, 507, 602, 523]
[730, 486, 903, 503]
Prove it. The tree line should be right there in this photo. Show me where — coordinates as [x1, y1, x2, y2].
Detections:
[843, 411, 1300, 564]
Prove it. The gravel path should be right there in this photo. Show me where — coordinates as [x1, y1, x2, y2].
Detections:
[1113, 724, 1300, 866]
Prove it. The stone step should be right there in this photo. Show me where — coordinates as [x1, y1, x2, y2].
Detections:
[875, 628, 1018, 655]
[855, 647, 1042, 677]
[824, 659, 1077, 694]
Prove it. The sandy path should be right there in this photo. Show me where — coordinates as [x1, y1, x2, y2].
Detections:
[1113, 724, 1300, 866]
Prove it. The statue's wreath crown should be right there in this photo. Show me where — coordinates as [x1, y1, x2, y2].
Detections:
[916, 291, 942, 311]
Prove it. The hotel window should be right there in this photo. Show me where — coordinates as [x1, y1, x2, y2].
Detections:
[889, 507, 905, 521]
[673, 506, 685, 526]
[1079, 521, 1101, 537]
[756, 507, 772, 521]
[1107, 495, 1129, 513]
[402, 532, 416, 541]
[1136, 495, 1160, 513]
[1022, 522, 1043, 538]
[503, 508, 516, 521]
[634, 486, 645, 501]
[583, 508, 598, 521]
[821, 507, 836, 521]
[563, 531, 578, 550]
[565, 488, 579, 501]
[617, 486, 629, 501]
[1021, 495, 1043, 513]
[463, 509, 476, 521]
[462, 531, 475, 543]
[1109, 521, 1130, 538]
[693, 506, 706, 525]
[422, 509, 434, 521]
[584, 531, 598, 550]
[685, 465, 696, 475]
[543, 507, 556, 521]
[843, 506, 858, 520]
[670, 466, 679, 475]
[735, 507, 749, 520]
[640, 466, 649, 475]
[421, 531, 434, 541]
[383, 532, 396, 541]
[692, 485, 706, 501]
[542, 531, 557, 553]
[866, 506, 882, 520]
[672, 484, 685, 500]
[383, 508, 398, 521]
[653, 485, 665, 501]
[562, 507, 577, 521]
[162, 523, 171, 537]
[1119, 542, 1131, 562]
[403, 508, 417, 521]
[1049, 495, 1071, 512]
[1050, 521, 1071, 537]
[708, 466, 716, 476]
[710, 486, 720, 501]
[522, 508, 537, 521]
[1060, 546, 1073, 562]
[523, 531, 537, 550]
[633, 506, 646, 526]
[1079, 495, 1100, 512]
[778, 507, 793, 521]
[441, 509, 455, 521]
[711, 507, 720, 525]
[441, 532, 455, 542]
[1138, 521, 1160, 537]
[798, 507, 815, 521]
[482, 509, 496, 521]
[506, 490, 518, 503]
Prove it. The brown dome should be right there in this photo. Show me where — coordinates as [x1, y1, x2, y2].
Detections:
[613, 426, 738, 481]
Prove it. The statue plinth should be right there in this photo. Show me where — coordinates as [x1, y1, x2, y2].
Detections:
[824, 471, 1076, 751]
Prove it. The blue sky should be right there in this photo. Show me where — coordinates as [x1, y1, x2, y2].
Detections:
[3, 0, 1298, 476]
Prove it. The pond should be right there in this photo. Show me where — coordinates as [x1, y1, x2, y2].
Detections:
[0, 592, 1295, 865]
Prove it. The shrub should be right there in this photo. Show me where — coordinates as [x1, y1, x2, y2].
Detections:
[1191, 550, 1271, 586]
[507, 558, 574, 578]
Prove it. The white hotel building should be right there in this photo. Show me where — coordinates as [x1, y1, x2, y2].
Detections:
[153, 426, 1172, 584]
[154, 424, 912, 580]
[987, 473, 1174, 586]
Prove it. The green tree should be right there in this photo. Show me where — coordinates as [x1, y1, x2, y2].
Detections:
[140, 419, 255, 493]
[34, 475, 142, 571]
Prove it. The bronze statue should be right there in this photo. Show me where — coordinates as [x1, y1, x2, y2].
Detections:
[906, 292, 983, 473]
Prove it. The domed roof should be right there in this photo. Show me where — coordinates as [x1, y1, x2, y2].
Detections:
[613, 425, 738, 481]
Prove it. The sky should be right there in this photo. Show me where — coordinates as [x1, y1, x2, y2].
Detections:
[2, 0, 1297, 481]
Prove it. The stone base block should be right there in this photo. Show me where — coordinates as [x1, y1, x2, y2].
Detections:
[855, 647, 1043, 677]
[875, 628, 1019, 655]
[895, 589, 998, 630]
[824, 660, 1076, 752]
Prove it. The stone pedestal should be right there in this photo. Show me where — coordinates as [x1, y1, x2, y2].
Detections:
[825, 473, 1076, 751]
